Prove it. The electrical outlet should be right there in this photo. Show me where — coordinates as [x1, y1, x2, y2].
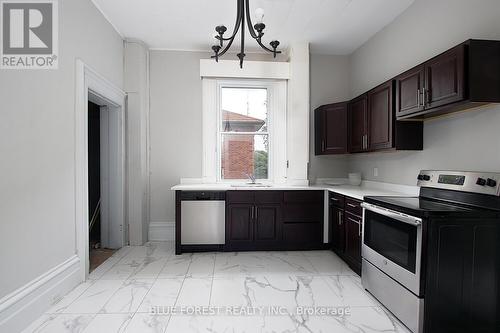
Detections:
[373, 167, 379, 177]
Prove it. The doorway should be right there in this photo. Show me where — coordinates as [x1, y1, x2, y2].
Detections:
[75, 60, 128, 280]
[88, 102, 117, 272]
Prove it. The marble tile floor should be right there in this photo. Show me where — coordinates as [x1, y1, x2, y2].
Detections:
[23, 242, 411, 333]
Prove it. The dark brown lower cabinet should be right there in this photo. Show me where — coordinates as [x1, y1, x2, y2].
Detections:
[226, 190, 324, 251]
[329, 192, 362, 275]
[344, 213, 362, 272]
[254, 204, 281, 244]
[227, 204, 254, 246]
[424, 219, 500, 333]
[282, 191, 324, 247]
[330, 206, 345, 253]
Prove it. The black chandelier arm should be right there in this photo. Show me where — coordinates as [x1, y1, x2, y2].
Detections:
[243, 0, 281, 56]
[244, 0, 260, 39]
[212, 0, 244, 59]
[256, 39, 282, 54]
[238, 0, 246, 68]
[216, 0, 243, 43]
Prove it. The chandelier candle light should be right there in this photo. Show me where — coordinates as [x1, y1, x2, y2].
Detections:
[211, 0, 281, 68]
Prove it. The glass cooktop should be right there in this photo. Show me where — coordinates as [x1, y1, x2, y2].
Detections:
[361, 196, 494, 218]
[368, 196, 475, 212]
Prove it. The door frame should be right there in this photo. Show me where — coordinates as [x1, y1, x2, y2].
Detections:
[75, 59, 127, 280]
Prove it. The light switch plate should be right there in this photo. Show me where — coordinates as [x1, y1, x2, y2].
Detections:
[373, 167, 379, 177]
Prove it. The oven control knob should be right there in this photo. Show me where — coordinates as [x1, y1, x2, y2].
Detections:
[476, 178, 487, 186]
[422, 175, 431, 181]
[486, 178, 497, 187]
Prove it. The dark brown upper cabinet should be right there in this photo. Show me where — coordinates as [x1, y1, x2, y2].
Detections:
[368, 81, 393, 150]
[349, 82, 423, 153]
[314, 102, 347, 155]
[395, 65, 425, 117]
[396, 39, 500, 120]
[348, 94, 368, 153]
[425, 45, 465, 109]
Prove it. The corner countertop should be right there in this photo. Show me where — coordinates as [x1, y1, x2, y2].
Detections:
[171, 180, 419, 201]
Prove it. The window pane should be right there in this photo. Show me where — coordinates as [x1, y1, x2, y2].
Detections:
[221, 87, 268, 133]
[221, 134, 269, 180]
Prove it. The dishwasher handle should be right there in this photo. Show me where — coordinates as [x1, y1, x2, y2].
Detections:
[180, 191, 226, 201]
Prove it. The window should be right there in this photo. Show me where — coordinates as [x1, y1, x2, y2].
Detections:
[218, 86, 270, 181]
[202, 78, 286, 184]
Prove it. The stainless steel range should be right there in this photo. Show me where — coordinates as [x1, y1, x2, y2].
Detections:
[361, 170, 500, 333]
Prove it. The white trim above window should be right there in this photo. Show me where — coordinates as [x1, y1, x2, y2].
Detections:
[200, 59, 290, 80]
[202, 78, 287, 184]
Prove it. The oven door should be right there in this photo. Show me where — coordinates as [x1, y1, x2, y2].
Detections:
[361, 203, 423, 296]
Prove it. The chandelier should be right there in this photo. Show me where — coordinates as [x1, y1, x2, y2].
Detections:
[210, 0, 281, 68]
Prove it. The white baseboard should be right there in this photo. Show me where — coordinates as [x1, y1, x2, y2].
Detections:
[149, 221, 175, 241]
[0, 255, 81, 333]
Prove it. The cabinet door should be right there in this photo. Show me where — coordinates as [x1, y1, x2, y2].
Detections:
[348, 95, 368, 153]
[226, 204, 254, 246]
[395, 65, 425, 118]
[330, 206, 345, 253]
[368, 81, 394, 150]
[425, 221, 500, 333]
[424, 45, 465, 110]
[314, 107, 325, 155]
[254, 204, 281, 242]
[344, 213, 362, 269]
[323, 103, 348, 154]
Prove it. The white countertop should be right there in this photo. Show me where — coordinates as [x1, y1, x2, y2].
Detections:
[171, 180, 419, 201]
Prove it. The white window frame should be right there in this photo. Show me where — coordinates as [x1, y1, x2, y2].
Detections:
[202, 78, 287, 184]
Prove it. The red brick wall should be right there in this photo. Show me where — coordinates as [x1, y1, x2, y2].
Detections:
[222, 134, 254, 179]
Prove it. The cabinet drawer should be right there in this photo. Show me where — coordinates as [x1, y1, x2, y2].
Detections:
[226, 191, 254, 203]
[345, 197, 363, 216]
[255, 191, 282, 204]
[329, 192, 345, 208]
[283, 223, 323, 244]
[283, 191, 324, 203]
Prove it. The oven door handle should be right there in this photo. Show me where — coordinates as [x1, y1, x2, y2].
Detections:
[361, 203, 422, 226]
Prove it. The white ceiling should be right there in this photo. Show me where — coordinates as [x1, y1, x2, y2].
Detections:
[92, 0, 414, 55]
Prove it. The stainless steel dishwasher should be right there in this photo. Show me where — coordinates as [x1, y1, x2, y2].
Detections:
[180, 191, 226, 245]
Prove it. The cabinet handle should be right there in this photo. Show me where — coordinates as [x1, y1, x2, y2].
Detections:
[417, 89, 420, 107]
[338, 211, 343, 225]
[255, 206, 258, 220]
[347, 203, 358, 208]
[347, 217, 360, 224]
[330, 197, 339, 202]
[422, 89, 427, 107]
[359, 222, 362, 237]
[251, 206, 254, 220]
[322, 140, 325, 152]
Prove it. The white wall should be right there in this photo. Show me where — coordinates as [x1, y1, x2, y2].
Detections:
[149, 51, 206, 224]
[309, 54, 350, 183]
[0, 0, 123, 298]
[347, 0, 500, 185]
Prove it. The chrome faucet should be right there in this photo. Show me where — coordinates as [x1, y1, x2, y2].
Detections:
[245, 173, 256, 184]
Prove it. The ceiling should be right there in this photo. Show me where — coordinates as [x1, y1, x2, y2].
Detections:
[92, 0, 414, 55]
